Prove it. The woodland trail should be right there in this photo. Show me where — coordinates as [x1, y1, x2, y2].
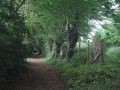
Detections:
[4, 58, 66, 90]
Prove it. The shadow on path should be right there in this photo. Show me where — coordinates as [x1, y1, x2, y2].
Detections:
[4, 58, 66, 90]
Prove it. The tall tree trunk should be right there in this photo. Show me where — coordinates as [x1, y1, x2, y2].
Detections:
[55, 41, 61, 58]
[78, 39, 81, 55]
[66, 20, 78, 61]
[48, 39, 53, 53]
[60, 46, 65, 58]
[51, 41, 61, 59]
[47, 35, 53, 53]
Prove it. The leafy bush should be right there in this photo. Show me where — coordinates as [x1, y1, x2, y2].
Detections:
[70, 47, 87, 67]
[0, 1, 29, 89]
[106, 47, 120, 66]
[106, 47, 120, 57]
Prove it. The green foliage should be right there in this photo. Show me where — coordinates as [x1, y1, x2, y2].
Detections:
[27, 0, 104, 59]
[26, 1, 120, 89]
[0, 0, 120, 89]
[69, 48, 87, 66]
[0, 0, 29, 88]
[93, 22, 120, 47]
[107, 54, 120, 66]
[106, 47, 120, 57]
[106, 47, 120, 66]
[47, 59, 120, 90]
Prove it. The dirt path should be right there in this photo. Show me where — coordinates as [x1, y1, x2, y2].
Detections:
[4, 58, 66, 90]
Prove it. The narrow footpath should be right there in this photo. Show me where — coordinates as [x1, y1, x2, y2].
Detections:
[4, 58, 66, 90]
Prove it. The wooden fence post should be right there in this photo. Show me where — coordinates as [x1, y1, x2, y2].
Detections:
[87, 40, 90, 62]
[101, 39, 104, 63]
[78, 39, 81, 55]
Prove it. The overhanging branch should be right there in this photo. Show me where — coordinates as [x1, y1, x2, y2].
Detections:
[15, 0, 25, 12]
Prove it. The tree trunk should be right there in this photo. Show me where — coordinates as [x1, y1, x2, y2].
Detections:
[55, 41, 61, 58]
[51, 41, 61, 59]
[48, 39, 53, 53]
[66, 20, 78, 61]
[78, 39, 81, 55]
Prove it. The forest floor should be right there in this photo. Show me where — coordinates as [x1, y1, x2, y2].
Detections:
[3, 58, 66, 90]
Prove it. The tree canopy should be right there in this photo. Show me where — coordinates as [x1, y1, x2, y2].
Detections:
[0, 0, 120, 89]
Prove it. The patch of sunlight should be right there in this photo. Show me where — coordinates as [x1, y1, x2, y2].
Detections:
[40, 56, 51, 64]
[26, 58, 31, 62]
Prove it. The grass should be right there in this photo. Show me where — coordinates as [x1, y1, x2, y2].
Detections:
[44, 58, 120, 90]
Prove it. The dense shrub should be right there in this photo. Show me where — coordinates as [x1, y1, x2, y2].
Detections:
[106, 47, 120, 66]
[106, 47, 120, 57]
[0, 1, 29, 88]
[70, 47, 87, 67]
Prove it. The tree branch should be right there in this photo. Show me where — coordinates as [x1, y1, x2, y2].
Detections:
[15, 1, 19, 6]
[15, 0, 25, 12]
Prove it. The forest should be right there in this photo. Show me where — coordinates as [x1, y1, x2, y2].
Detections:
[0, 0, 120, 90]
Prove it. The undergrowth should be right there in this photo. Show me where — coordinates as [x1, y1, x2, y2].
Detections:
[46, 58, 120, 90]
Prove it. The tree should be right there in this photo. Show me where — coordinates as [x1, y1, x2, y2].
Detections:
[28, 0, 104, 61]
[0, 0, 28, 87]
